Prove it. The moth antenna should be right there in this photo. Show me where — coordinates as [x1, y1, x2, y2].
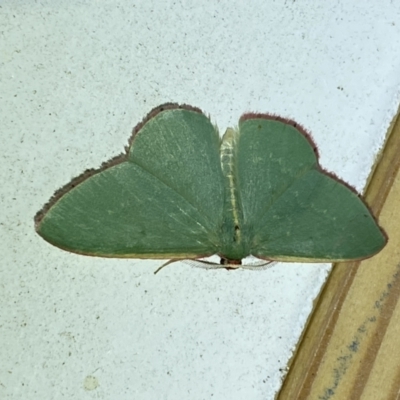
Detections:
[153, 259, 181, 274]
[184, 259, 237, 270]
[240, 260, 277, 270]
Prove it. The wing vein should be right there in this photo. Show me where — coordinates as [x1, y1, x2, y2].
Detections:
[255, 166, 315, 227]
[128, 159, 219, 247]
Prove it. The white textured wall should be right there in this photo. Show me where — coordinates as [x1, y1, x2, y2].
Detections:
[2, 1, 400, 399]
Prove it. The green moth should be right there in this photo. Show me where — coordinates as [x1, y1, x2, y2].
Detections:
[35, 104, 386, 266]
